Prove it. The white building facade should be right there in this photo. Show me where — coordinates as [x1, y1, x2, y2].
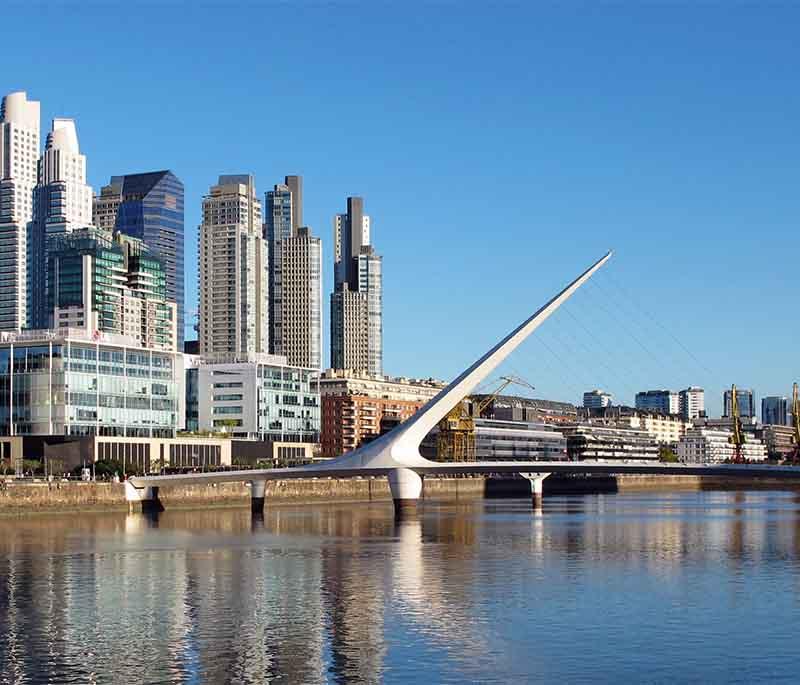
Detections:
[679, 386, 705, 419]
[678, 427, 766, 464]
[0, 92, 40, 332]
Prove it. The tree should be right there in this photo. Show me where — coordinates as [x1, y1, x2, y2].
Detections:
[659, 446, 678, 463]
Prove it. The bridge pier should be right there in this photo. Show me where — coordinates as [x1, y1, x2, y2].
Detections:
[388, 468, 423, 518]
[250, 480, 267, 514]
[521, 472, 551, 507]
[124, 480, 163, 513]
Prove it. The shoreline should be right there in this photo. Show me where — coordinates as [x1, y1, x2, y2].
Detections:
[2, 474, 800, 516]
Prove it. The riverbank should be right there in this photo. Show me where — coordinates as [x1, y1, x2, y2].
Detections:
[3, 473, 800, 515]
[0, 476, 486, 515]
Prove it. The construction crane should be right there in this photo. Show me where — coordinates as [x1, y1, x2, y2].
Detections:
[788, 383, 800, 465]
[436, 375, 535, 462]
[729, 383, 746, 464]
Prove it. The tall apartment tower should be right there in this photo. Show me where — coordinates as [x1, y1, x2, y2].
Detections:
[679, 386, 705, 419]
[199, 175, 268, 356]
[263, 176, 322, 368]
[0, 92, 40, 331]
[331, 196, 382, 375]
[762, 396, 790, 426]
[29, 118, 93, 329]
[93, 171, 185, 346]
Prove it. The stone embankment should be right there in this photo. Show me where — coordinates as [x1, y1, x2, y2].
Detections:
[0, 476, 485, 515]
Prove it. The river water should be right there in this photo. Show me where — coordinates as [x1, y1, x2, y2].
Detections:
[1, 490, 799, 684]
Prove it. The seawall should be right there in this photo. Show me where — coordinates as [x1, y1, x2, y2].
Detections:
[0, 476, 486, 515]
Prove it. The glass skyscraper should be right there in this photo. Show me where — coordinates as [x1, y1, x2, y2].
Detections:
[93, 171, 185, 346]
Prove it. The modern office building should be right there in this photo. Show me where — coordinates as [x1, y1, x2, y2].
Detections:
[0, 91, 40, 332]
[679, 386, 705, 419]
[93, 171, 185, 346]
[635, 389, 679, 415]
[583, 389, 612, 409]
[316, 369, 444, 457]
[0, 328, 180, 438]
[756, 424, 796, 461]
[46, 227, 177, 351]
[678, 427, 766, 464]
[564, 423, 659, 462]
[723, 387, 756, 419]
[198, 175, 268, 356]
[195, 352, 319, 444]
[29, 118, 94, 330]
[761, 396, 790, 426]
[331, 197, 382, 375]
[471, 419, 567, 461]
[263, 176, 322, 368]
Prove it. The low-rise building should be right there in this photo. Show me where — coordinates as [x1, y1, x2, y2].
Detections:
[316, 369, 444, 457]
[678, 427, 766, 464]
[0, 328, 180, 438]
[563, 423, 659, 462]
[756, 424, 796, 461]
[196, 352, 320, 445]
[582, 405, 692, 446]
[473, 394, 577, 425]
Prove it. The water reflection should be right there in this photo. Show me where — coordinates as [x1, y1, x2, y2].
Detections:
[1, 491, 800, 683]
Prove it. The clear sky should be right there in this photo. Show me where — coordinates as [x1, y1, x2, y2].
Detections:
[3, 2, 798, 416]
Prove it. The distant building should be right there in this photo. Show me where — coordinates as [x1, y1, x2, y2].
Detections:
[564, 423, 659, 462]
[583, 389, 612, 409]
[756, 424, 795, 461]
[761, 396, 790, 426]
[29, 118, 94, 329]
[582, 405, 691, 446]
[46, 227, 177, 351]
[473, 394, 577, 425]
[723, 388, 755, 419]
[198, 175, 268, 356]
[635, 389, 679, 415]
[678, 427, 766, 464]
[331, 197, 382, 375]
[93, 171, 185, 347]
[679, 386, 705, 419]
[0, 91, 40, 332]
[195, 352, 319, 444]
[316, 369, 444, 457]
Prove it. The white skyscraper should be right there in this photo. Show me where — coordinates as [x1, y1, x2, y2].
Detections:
[679, 386, 705, 420]
[29, 117, 94, 329]
[0, 92, 40, 331]
[199, 175, 268, 356]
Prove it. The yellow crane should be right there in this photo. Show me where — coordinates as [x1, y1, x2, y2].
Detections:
[789, 383, 800, 465]
[729, 383, 746, 463]
[436, 375, 535, 462]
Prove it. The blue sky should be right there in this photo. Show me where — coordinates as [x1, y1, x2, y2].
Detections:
[3, 3, 798, 416]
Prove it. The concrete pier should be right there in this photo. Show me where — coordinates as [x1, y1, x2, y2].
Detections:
[124, 481, 163, 513]
[388, 468, 424, 518]
[250, 480, 266, 514]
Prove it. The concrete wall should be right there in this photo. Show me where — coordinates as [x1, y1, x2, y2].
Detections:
[0, 476, 485, 514]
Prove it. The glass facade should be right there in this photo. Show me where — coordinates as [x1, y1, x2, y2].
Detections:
[0, 334, 178, 437]
[97, 171, 185, 347]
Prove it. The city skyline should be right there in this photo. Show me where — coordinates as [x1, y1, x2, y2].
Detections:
[3, 4, 799, 417]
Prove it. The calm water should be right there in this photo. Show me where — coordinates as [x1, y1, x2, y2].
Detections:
[1, 491, 800, 684]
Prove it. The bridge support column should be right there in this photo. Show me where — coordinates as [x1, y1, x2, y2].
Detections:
[521, 472, 551, 507]
[125, 481, 163, 513]
[250, 480, 267, 514]
[388, 468, 423, 518]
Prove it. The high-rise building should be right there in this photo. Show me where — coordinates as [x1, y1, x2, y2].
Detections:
[0, 92, 40, 332]
[263, 176, 322, 368]
[762, 396, 790, 426]
[198, 175, 267, 356]
[679, 386, 705, 419]
[331, 197, 382, 375]
[583, 389, 612, 409]
[93, 171, 185, 346]
[47, 227, 177, 350]
[723, 387, 755, 419]
[635, 389, 679, 415]
[29, 118, 93, 329]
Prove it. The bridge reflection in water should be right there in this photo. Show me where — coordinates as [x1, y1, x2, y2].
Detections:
[3, 493, 800, 683]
